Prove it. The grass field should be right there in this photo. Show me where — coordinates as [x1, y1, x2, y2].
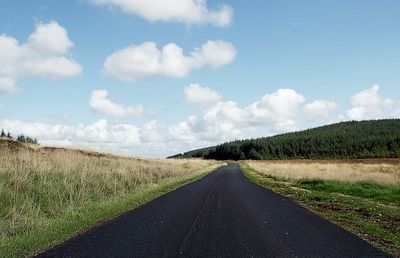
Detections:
[242, 161, 400, 257]
[247, 160, 400, 185]
[0, 139, 223, 257]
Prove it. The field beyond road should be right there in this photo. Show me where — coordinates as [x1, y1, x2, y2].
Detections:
[0, 139, 223, 257]
[243, 160, 400, 256]
[247, 159, 400, 185]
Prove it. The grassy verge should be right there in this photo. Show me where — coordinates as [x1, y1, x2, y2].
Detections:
[240, 163, 400, 257]
[0, 159, 223, 258]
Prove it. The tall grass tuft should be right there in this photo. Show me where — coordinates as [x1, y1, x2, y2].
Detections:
[0, 143, 219, 241]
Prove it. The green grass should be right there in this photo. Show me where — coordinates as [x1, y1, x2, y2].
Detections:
[296, 179, 400, 205]
[240, 163, 400, 257]
[0, 165, 222, 258]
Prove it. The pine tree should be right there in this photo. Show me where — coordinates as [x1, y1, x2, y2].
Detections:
[17, 134, 26, 142]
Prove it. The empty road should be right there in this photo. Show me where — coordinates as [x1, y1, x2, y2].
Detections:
[37, 164, 390, 258]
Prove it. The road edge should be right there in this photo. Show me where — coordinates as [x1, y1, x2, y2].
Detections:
[1, 163, 225, 258]
[239, 163, 397, 257]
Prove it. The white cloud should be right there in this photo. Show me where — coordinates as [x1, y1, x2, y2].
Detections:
[0, 118, 170, 156]
[243, 89, 306, 127]
[168, 120, 196, 142]
[304, 100, 337, 117]
[0, 21, 81, 93]
[140, 120, 163, 143]
[89, 0, 233, 27]
[0, 119, 140, 145]
[7, 83, 398, 157]
[4, 83, 398, 157]
[170, 85, 335, 146]
[90, 89, 143, 118]
[342, 85, 396, 120]
[195, 40, 237, 67]
[103, 40, 235, 82]
[26, 21, 74, 56]
[184, 83, 220, 107]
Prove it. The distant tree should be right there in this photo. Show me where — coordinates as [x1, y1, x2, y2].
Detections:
[0, 129, 5, 137]
[26, 137, 38, 144]
[248, 148, 262, 160]
[167, 153, 183, 159]
[15, 134, 38, 144]
[6, 132, 12, 139]
[17, 134, 26, 142]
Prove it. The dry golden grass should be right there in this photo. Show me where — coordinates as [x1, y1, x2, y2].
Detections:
[0, 141, 221, 239]
[0, 147, 217, 184]
[246, 160, 400, 185]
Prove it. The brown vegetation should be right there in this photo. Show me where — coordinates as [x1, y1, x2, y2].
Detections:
[246, 160, 400, 185]
[0, 139, 221, 239]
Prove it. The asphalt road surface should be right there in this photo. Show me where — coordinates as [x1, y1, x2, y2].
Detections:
[37, 164, 391, 258]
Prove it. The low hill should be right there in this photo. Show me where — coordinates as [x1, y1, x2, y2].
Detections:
[168, 119, 400, 160]
[0, 137, 35, 152]
[0, 138, 136, 160]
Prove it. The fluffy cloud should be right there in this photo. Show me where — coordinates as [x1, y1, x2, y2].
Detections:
[342, 85, 396, 120]
[169, 85, 336, 145]
[90, 89, 143, 118]
[6, 84, 399, 157]
[243, 89, 306, 128]
[304, 100, 337, 117]
[0, 21, 81, 93]
[0, 119, 139, 145]
[89, 0, 233, 27]
[103, 40, 236, 82]
[184, 83, 220, 107]
[140, 120, 163, 143]
[168, 120, 197, 142]
[0, 118, 169, 156]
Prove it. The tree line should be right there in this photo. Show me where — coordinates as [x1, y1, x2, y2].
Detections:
[1, 129, 38, 144]
[168, 119, 400, 160]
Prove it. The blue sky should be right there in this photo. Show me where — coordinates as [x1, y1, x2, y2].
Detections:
[0, 0, 399, 157]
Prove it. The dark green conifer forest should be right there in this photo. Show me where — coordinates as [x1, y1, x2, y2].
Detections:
[168, 119, 400, 160]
